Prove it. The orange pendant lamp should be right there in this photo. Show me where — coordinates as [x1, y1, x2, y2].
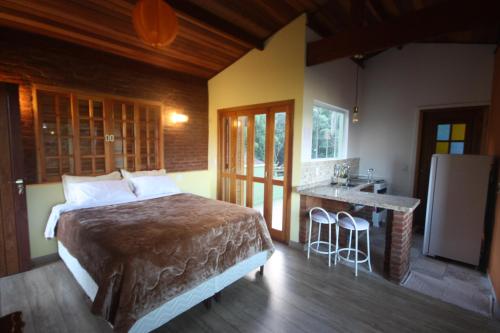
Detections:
[132, 0, 178, 48]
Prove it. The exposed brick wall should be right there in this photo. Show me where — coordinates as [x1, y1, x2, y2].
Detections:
[0, 28, 208, 183]
[385, 210, 413, 282]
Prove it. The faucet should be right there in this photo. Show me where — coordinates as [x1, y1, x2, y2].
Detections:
[367, 168, 374, 183]
[333, 164, 341, 184]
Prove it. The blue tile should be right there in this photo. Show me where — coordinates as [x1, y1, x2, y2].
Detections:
[450, 142, 464, 155]
[437, 124, 450, 141]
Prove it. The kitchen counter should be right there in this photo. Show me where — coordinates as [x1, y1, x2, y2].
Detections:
[297, 180, 420, 283]
[296, 183, 420, 213]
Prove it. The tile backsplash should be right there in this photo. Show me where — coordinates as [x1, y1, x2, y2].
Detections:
[300, 158, 360, 186]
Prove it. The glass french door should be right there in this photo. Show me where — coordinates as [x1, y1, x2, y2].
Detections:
[218, 101, 293, 243]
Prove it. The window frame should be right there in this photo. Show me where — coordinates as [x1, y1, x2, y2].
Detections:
[310, 101, 349, 161]
[33, 85, 164, 183]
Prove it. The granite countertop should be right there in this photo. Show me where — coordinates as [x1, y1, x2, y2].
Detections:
[296, 181, 420, 213]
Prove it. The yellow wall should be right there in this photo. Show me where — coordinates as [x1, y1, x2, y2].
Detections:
[208, 15, 306, 242]
[27, 170, 211, 258]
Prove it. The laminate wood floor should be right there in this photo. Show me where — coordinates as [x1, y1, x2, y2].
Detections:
[1, 243, 499, 333]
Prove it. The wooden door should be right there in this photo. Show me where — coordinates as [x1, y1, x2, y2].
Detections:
[414, 106, 487, 231]
[218, 101, 293, 243]
[0, 83, 31, 276]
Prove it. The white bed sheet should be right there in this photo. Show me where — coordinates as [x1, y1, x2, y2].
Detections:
[58, 241, 270, 333]
[45, 192, 180, 239]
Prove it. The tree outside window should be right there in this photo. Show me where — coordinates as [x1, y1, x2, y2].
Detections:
[311, 104, 347, 159]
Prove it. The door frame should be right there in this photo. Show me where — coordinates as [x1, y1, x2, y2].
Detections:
[217, 100, 294, 243]
[412, 105, 489, 230]
[413, 105, 489, 197]
[0, 83, 31, 274]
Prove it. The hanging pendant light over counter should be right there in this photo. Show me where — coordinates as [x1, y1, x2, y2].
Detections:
[352, 64, 360, 123]
[133, 0, 178, 48]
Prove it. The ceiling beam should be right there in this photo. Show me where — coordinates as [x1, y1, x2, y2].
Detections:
[167, 0, 265, 50]
[307, 0, 500, 66]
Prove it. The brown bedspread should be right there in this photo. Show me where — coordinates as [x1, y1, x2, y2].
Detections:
[56, 193, 274, 332]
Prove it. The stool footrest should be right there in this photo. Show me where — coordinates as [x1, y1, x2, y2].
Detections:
[337, 248, 369, 264]
[308, 241, 337, 255]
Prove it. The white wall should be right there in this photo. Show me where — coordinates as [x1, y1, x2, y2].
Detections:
[358, 44, 495, 195]
[302, 28, 362, 162]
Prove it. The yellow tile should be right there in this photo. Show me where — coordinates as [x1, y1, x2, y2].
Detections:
[436, 142, 449, 154]
[451, 124, 466, 141]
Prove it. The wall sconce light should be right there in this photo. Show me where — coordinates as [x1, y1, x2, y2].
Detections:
[170, 112, 188, 124]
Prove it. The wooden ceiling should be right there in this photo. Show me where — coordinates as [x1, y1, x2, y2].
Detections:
[0, 0, 326, 79]
[307, 0, 500, 65]
[309, 0, 499, 43]
[0, 0, 498, 78]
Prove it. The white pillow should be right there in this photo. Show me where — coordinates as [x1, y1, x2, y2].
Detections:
[121, 169, 167, 191]
[129, 175, 180, 198]
[66, 179, 135, 206]
[120, 169, 166, 179]
[62, 171, 122, 203]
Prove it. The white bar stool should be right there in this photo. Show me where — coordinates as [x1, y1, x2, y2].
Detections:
[336, 211, 372, 276]
[307, 207, 338, 267]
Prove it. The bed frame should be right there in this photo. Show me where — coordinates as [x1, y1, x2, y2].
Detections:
[58, 241, 270, 333]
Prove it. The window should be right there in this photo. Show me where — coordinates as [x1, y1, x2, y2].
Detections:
[35, 88, 162, 182]
[311, 103, 347, 159]
[435, 123, 466, 155]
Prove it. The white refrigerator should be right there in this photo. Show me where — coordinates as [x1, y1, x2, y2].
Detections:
[423, 154, 492, 266]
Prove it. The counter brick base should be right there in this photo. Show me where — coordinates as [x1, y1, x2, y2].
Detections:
[300, 194, 414, 283]
[385, 210, 413, 283]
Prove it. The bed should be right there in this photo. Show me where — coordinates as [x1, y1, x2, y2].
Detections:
[45, 192, 274, 333]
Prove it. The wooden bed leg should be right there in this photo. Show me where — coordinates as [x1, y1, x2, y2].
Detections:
[214, 291, 221, 303]
[259, 265, 264, 276]
[203, 298, 212, 310]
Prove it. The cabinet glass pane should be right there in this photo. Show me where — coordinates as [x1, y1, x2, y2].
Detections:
[61, 158, 73, 174]
[79, 120, 90, 136]
[127, 157, 135, 170]
[95, 158, 105, 173]
[94, 120, 104, 136]
[59, 97, 72, 136]
[43, 135, 58, 157]
[60, 137, 73, 155]
[45, 158, 59, 178]
[126, 123, 134, 138]
[80, 138, 92, 155]
[93, 101, 103, 118]
[114, 156, 124, 169]
[80, 158, 92, 174]
[126, 141, 134, 154]
[95, 139, 105, 155]
[114, 139, 123, 153]
[78, 100, 90, 118]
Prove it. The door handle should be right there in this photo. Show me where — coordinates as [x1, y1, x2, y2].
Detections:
[9, 179, 24, 195]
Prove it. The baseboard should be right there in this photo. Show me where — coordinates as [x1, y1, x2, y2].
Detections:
[31, 253, 60, 268]
[288, 240, 306, 251]
[487, 274, 500, 320]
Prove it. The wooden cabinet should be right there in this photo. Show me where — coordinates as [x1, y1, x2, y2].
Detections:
[35, 88, 162, 183]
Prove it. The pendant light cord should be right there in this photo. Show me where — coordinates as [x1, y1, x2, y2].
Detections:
[355, 65, 359, 106]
